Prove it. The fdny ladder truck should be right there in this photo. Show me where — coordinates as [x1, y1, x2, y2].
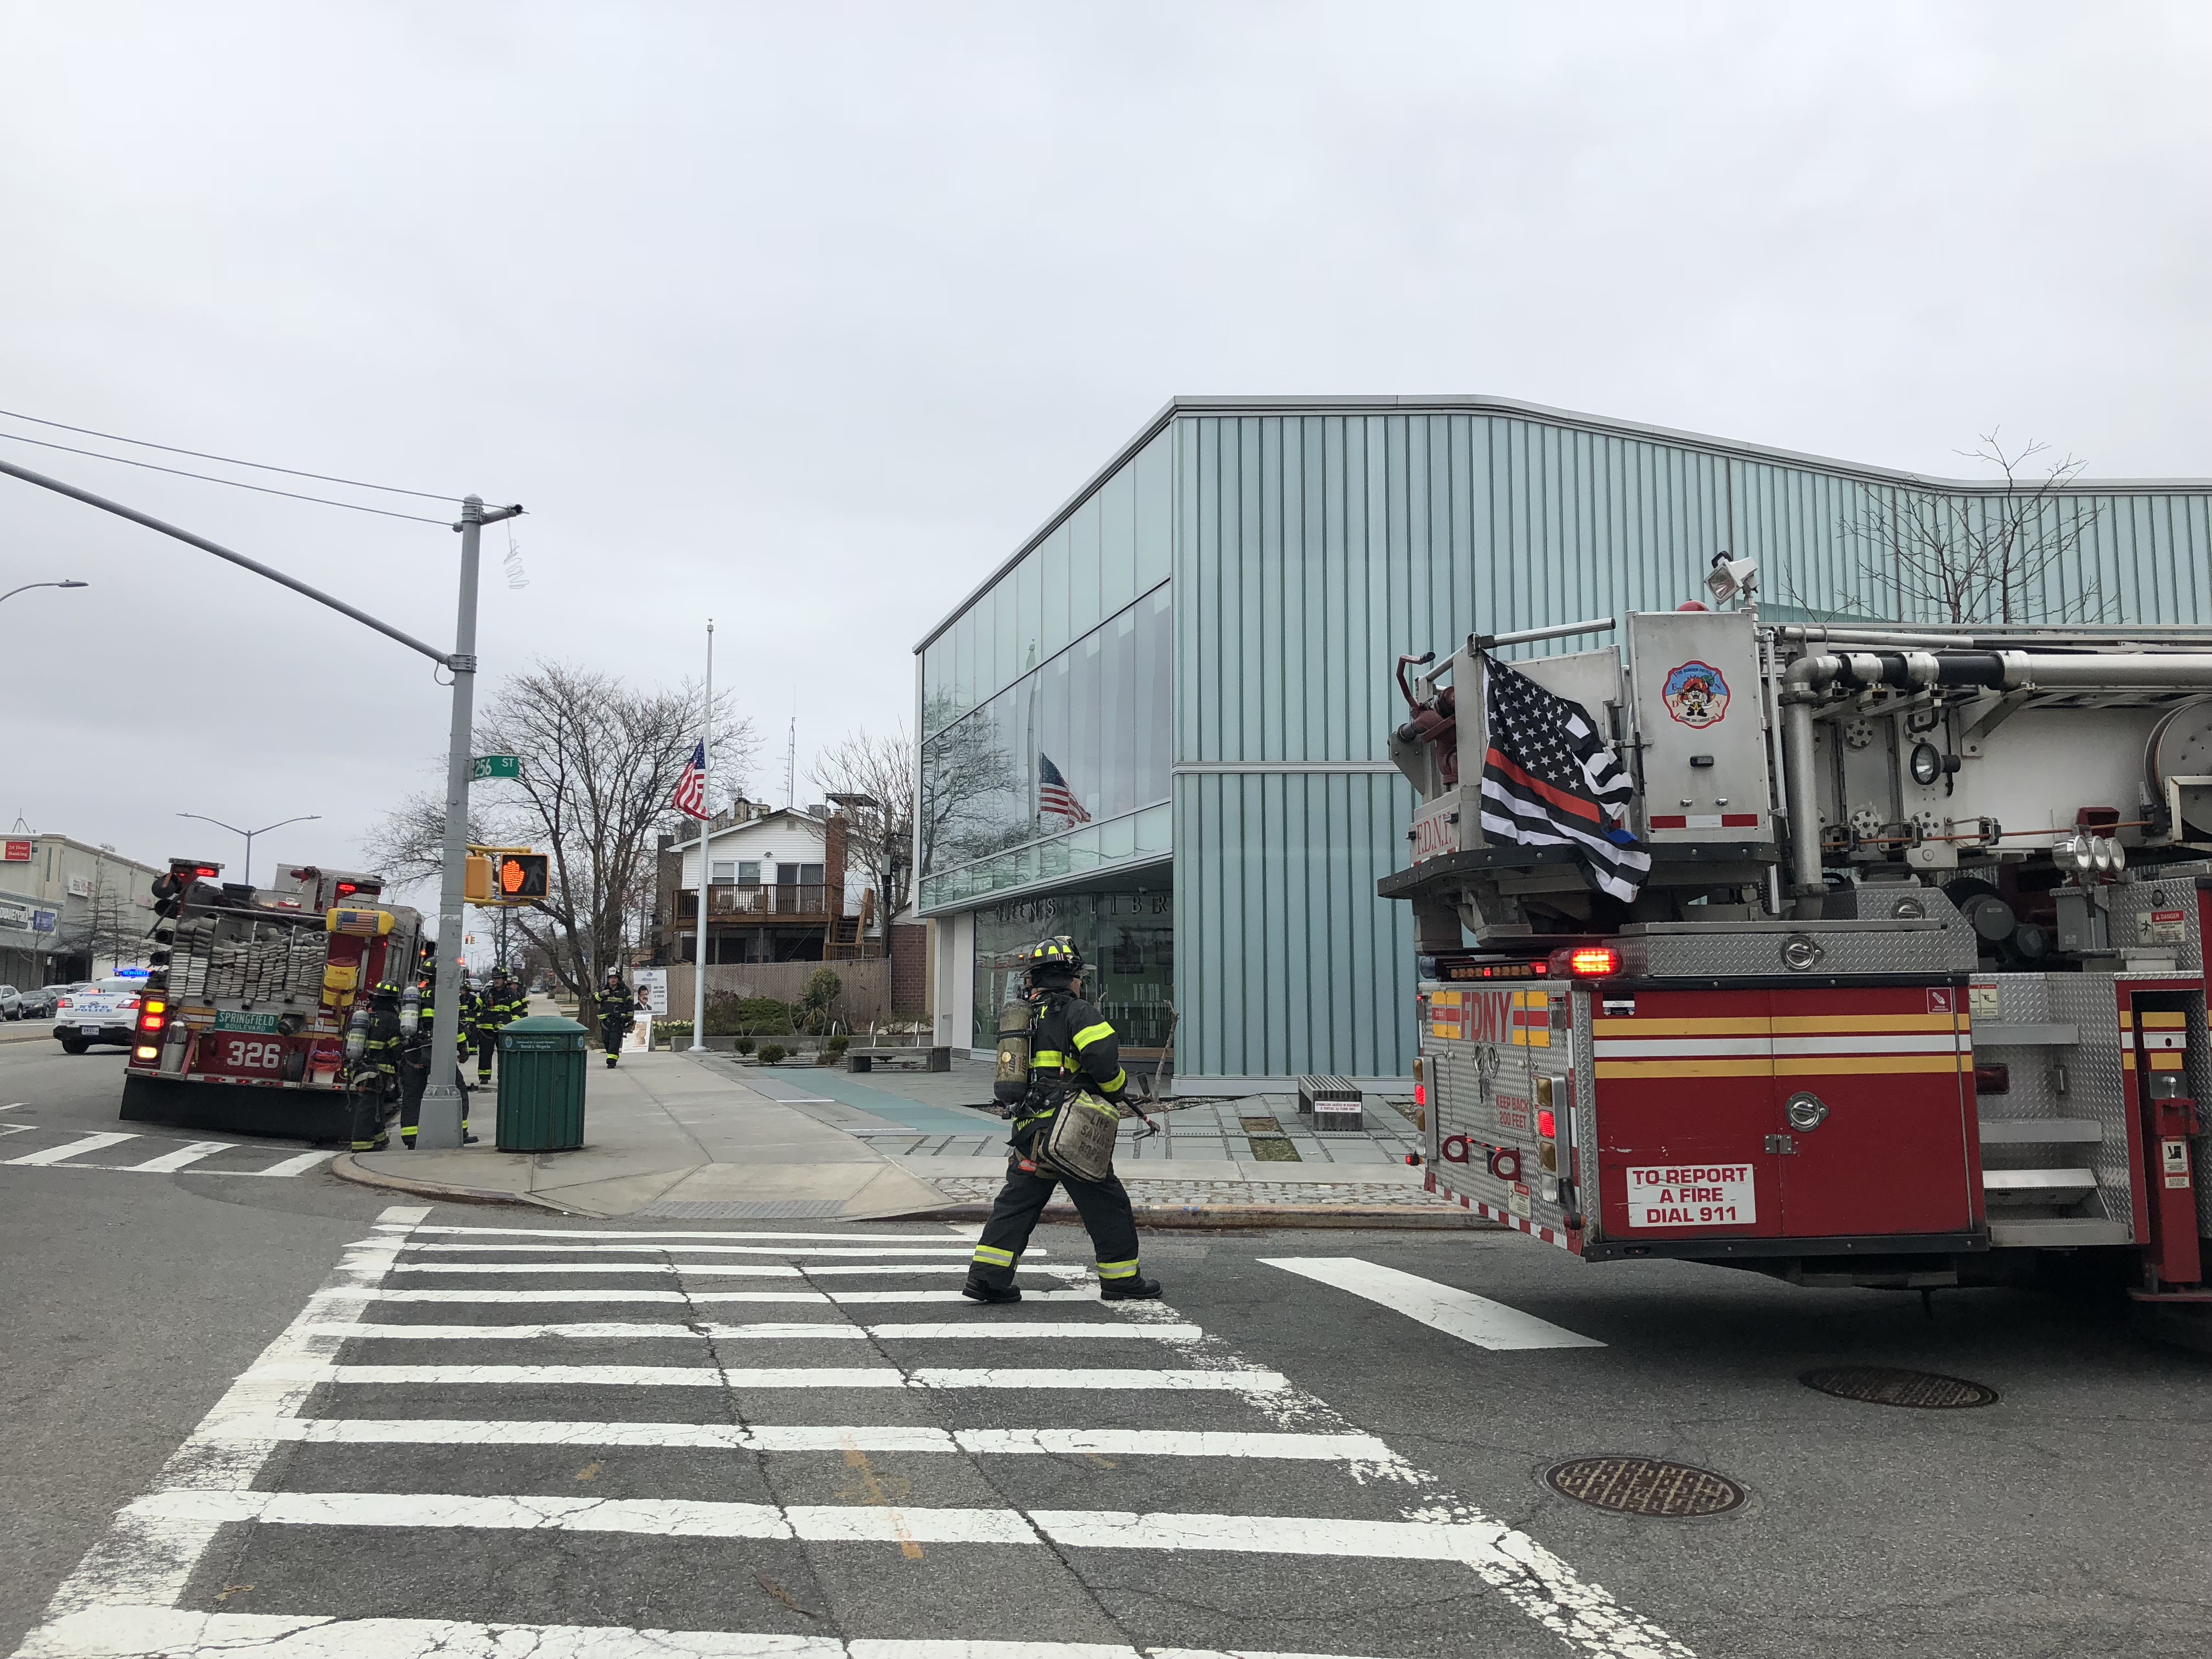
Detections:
[1381, 579, 2212, 1324]
[120, 858, 422, 1141]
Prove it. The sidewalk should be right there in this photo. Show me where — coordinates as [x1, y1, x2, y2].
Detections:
[335, 1049, 1486, 1228]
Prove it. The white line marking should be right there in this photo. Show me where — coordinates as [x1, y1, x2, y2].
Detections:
[383, 1222, 991, 1242]
[388, 1262, 1087, 1278]
[12, 1205, 427, 1634]
[120, 1141, 233, 1173]
[188, 1418, 1396, 1461]
[0, 1122, 32, 1138]
[0, 1101, 27, 1109]
[306, 1287, 1113, 1306]
[7, 1131, 135, 1166]
[255, 1150, 338, 1178]
[307, 1321, 1196, 1341]
[19, 1607, 1414, 1658]
[1259, 1258, 1605, 1351]
[403, 1241, 1025, 1258]
[241, 1363, 1288, 1392]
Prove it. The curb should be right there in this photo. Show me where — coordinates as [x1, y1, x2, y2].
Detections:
[330, 1154, 584, 1215]
[329, 1156, 1496, 1229]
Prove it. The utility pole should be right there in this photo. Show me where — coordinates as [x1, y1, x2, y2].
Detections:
[417, 495, 521, 1150]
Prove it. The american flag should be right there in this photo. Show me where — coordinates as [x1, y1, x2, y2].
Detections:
[1479, 656, 1650, 902]
[1038, 753, 1090, 824]
[672, 742, 709, 821]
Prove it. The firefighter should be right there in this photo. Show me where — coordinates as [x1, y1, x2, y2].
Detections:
[963, 939, 1160, 1305]
[595, 968, 637, 1069]
[348, 981, 402, 1153]
[473, 967, 526, 1086]
[397, 967, 480, 1148]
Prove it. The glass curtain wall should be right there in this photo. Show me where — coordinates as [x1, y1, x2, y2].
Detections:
[919, 427, 1173, 911]
[972, 885, 1175, 1052]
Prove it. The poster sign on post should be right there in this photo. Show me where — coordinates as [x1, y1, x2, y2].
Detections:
[632, 968, 669, 1017]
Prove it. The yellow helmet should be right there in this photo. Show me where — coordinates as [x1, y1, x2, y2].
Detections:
[1015, 937, 1084, 983]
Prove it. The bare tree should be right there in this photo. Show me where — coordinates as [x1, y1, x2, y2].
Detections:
[1842, 432, 2105, 624]
[916, 692, 1023, 894]
[810, 724, 916, 918]
[369, 660, 755, 1025]
[54, 863, 149, 975]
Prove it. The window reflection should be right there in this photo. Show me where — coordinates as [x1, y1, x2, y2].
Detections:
[973, 887, 1175, 1051]
[919, 584, 1170, 884]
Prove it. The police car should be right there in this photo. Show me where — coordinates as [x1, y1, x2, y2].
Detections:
[53, 977, 146, 1055]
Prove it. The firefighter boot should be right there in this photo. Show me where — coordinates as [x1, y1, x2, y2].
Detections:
[1100, 1276, 1164, 1301]
[960, 1278, 1022, 1305]
[605, 1054, 618, 1069]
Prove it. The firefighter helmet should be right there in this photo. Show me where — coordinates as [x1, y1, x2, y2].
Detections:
[1015, 937, 1084, 985]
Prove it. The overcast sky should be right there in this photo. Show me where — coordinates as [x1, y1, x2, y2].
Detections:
[4, 1, 2207, 901]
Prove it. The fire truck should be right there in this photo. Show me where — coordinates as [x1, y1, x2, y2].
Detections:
[120, 857, 423, 1141]
[1381, 577, 2212, 1321]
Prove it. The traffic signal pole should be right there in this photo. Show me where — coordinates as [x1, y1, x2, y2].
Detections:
[419, 496, 518, 1150]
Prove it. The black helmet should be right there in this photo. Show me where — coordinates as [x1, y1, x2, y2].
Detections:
[371, 980, 400, 1003]
[1014, 936, 1083, 986]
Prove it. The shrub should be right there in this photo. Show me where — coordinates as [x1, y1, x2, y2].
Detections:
[657, 1019, 693, 1046]
[735, 1036, 755, 1056]
[798, 967, 843, 1035]
[702, 992, 794, 1036]
[758, 1042, 787, 1065]
[823, 1034, 849, 1057]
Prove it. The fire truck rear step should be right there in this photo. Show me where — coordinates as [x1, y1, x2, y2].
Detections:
[1988, 1218, 2133, 1248]
[1980, 1167, 2099, 1199]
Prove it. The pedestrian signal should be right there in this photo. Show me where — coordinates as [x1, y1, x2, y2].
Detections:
[463, 853, 495, 904]
[496, 853, 549, 900]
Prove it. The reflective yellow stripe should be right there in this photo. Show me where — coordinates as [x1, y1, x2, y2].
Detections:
[1100, 1069, 1127, 1093]
[970, 1245, 1015, 1266]
[1031, 1050, 1065, 1069]
[1096, 1259, 1139, 1278]
[1072, 1021, 1115, 1049]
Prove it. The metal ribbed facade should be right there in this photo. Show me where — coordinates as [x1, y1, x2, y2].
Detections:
[922, 395, 2212, 1083]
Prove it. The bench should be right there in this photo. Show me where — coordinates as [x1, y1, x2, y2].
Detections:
[847, 1046, 952, 1074]
[1298, 1074, 1365, 1132]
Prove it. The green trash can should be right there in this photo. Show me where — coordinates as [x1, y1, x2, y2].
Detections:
[495, 1014, 590, 1151]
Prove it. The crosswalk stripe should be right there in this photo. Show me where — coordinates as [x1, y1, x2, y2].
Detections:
[382, 1222, 981, 1242]
[256, 1150, 338, 1177]
[308, 1321, 1199, 1341]
[26, 1606, 1407, 1659]
[388, 1262, 1090, 1278]
[242, 1363, 1289, 1392]
[190, 1418, 1397, 1461]
[1259, 1257, 1606, 1351]
[403, 1242, 1031, 1258]
[122, 1140, 233, 1173]
[7, 1130, 135, 1165]
[115, 1488, 1645, 1568]
[308, 1288, 1113, 1306]
[0, 1122, 32, 1138]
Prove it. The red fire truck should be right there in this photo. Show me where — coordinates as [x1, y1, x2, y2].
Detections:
[1382, 586, 2212, 1324]
[120, 857, 422, 1141]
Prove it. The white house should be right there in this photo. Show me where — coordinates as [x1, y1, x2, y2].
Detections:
[660, 804, 870, 964]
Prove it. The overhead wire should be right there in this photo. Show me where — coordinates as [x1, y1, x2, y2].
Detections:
[0, 405, 465, 501]
[0, 428, 455, 525]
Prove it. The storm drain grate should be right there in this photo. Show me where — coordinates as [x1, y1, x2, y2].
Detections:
[634, 1199, 853, 1220]
[1801, 1365, 1999, 1409]
[1544, 1456, 1746, 1518]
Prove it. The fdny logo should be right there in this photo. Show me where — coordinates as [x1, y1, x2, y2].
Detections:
[1661, 661, 1730, 727]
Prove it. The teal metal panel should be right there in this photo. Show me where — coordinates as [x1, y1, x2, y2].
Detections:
[1173, 769, 1418, 1078]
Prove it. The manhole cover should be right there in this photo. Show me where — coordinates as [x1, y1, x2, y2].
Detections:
[1544, 1456, 1745, 1518]
[1801, 1365, 1998, 1409]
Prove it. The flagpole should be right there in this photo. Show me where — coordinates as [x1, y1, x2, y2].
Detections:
[690, 618, 714, 1053]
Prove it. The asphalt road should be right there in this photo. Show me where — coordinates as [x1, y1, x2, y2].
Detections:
[4, 1034, 2209, 1658]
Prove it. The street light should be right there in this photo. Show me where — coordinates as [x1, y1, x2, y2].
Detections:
[0, 579, 88, 603]
[174, 811, 324, 889]
[0, 453, 518, 1151]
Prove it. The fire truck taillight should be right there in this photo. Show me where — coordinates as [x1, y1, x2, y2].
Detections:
[134, 1046, 159, 1061]
[1551, 945, 1621, 978]
[1536, 1108, 1557, 1139]
[1414, 1083, 1427, 1107]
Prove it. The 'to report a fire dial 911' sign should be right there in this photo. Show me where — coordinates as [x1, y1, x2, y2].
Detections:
[1626, 1164, 1756, 1227]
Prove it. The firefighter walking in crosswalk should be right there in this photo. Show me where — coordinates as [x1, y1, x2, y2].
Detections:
[964, 938, 1161, 1305]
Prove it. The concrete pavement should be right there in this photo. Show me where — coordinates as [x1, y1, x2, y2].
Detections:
[336, 1050, 1483, 1226]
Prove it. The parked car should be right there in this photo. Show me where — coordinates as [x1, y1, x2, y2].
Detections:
[0, 985, 23, 1020]
[52, 979, 144, 1053]
[19, 984, 72, 1019]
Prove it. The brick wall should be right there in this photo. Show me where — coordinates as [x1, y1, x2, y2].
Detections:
[888, 921, 928, 1015]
